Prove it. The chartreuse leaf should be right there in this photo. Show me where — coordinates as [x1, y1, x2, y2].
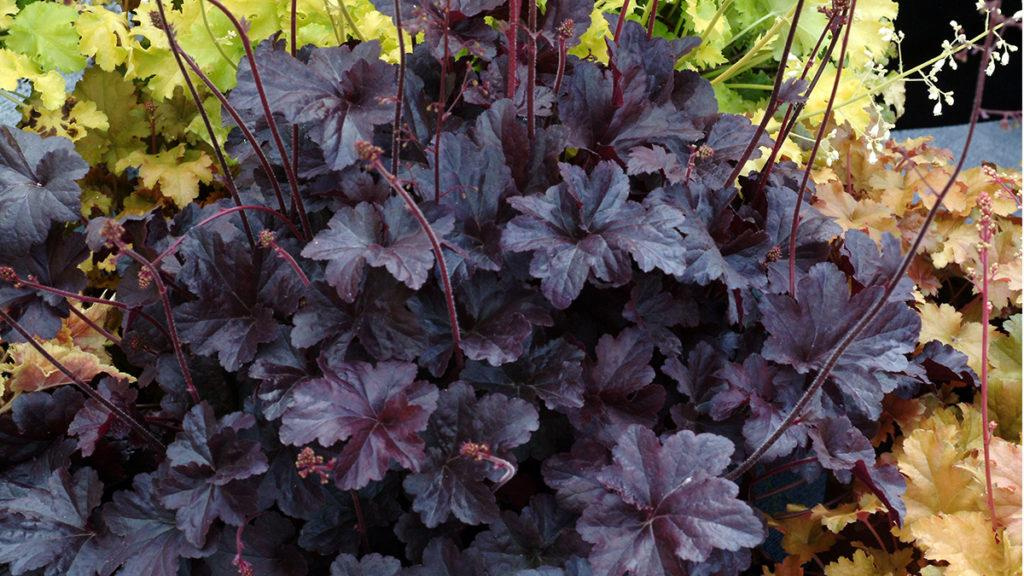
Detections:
[5, 2, 85, 73]
[25, 99, 109, 143]
[0, 49, 67, 110]
[123, 9, 181, 101]
[76, 6, 132, 72]
[0, 301, 129, 397]
[73, 68, 148, 169]
[115, 144, 214, 208]
[823, 548, 912, 576]
[965, 436, 1022, 542]
[0, 0, 16, 30]
[681, 0, 732, 68]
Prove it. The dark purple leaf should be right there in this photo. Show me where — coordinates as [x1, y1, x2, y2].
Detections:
[412, 131, 513, 273]
[709, 355, 812, 461]
[411, 272, 553, 376]
[626, 145, 686, 185]
[460, 337, 586, 412]
[371, 0, 503, 60]
[852, 460, 907, 525]
[279, 360, 438, 489]
[0, 229, 87, 341]
[302, 197, 454, 300]
[912, 340, 977, 388]
[559, 61, 701, 163]
[840, 230, 914, 301]
[472, 99, 564, 195]
[542, 439, 611, 514]
[759, 262, 921, 418]
[808, 415, 874, 479]
[234, 42, 395, 171]
[469, 494, 589, 573]
[206, 512, 307, 576]
[0, 126, 87, 252]
[99, 473, 213, 576]
[567, 329, 665, 444]
[0, 388, 82, 467]
[292, 273, 427, 362]
[176, 226, 305, 371]
[0, 467, 104, 576]
[577, 426, 764, 574]
[404, 382, 539, 527]
[622, 275, 697, 355]
[67, 377, 139, 457]
[331, 553, 401, 576]
[158, 403, 269, 547]
[502, 161, 685, 309]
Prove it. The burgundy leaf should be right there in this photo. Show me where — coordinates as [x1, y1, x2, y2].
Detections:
[568, 329, 665, 444]
[302, 197, 454, 300]
[404, 382, 539, 527]
[578, 426, 763, 575]
[158, 403, 269, 547]
[759, 262, 921, 418]
[279, 360, 438, 490]
[502, 162, 685, 309]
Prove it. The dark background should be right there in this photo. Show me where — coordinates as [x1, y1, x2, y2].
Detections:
[894, 0, 1022, 128]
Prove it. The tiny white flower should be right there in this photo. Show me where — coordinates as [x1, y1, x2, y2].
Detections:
[933, 101, 943, 116]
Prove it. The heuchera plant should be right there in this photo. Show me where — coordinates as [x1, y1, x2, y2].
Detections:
[0, 0, 1012, 575]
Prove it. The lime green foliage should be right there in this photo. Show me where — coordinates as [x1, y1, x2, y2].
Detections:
[6, 3, 85, 72]
[0, 0, 403, 214]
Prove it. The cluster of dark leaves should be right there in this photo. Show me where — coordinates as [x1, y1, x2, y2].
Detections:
[0, 2, 978, 575]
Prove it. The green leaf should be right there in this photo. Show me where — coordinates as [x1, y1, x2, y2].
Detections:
[6, 2, 86, 73]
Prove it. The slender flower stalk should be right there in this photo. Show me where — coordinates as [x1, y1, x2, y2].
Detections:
[290, 0, 300, 197]
[152, 0, 256, 251]
[258, 230, 311, 287]
[787, 1, 855, 295]
[721, 0, 806, 197]
[153, 205, 303, 267]
[175, 48, 290, 216]
[726, 8, 999, 481]
[391, 0, 407, 174]
[434, 0, 452, 203]
[646, 0, 659, 39]
[506, 0, 521, 96]
[460, 441, 517, 491]
[0, 269, 173, 345]
[68, 305, 123, 348]
[101, 222, 200, 405]
[753, 6, 845, 197]
[351, 490, 369, 551]
[358, 141, 463, 367]
[977, 191, 998, 532]
[613, 0, 632, 44]
[526, 0, 538, 141]
[203, 0, 312, 240]
[0, 308, 165, 451]
[232, 520, 254, 576]
[554, 20, 574, 96]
